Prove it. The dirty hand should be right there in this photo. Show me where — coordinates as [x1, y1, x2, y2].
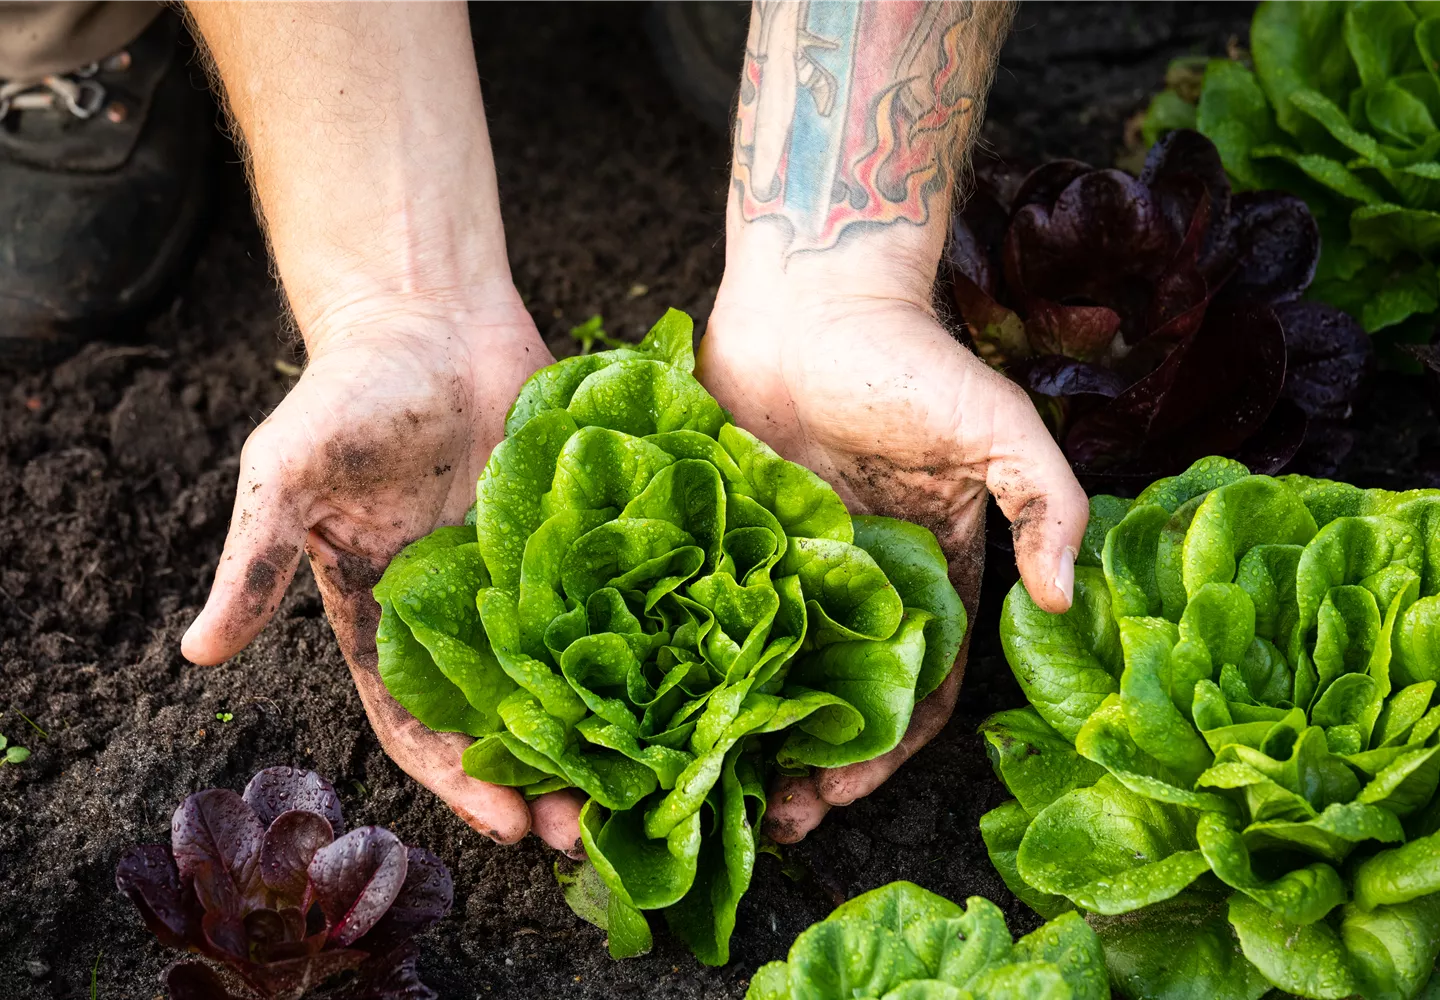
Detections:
[179, 297, 584, 852]
[698, 285, 1088, 844]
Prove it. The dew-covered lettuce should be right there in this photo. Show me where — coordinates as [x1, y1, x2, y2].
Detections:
[374, 309, 965, 965]
[981, 456, 1440, 1000]
[949, 129, 1370, 481]
[115, 767, 452, 1000]
[746, 880, 1108, 1000]
[1143, 1, 1440, 341]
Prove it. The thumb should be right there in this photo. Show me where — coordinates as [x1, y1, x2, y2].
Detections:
[306, 529, 533, 844]
[983, 377, 1089, 613]
[182, 430, 307, 665]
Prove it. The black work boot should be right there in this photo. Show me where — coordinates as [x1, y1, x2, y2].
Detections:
[0, 13, 212, 366]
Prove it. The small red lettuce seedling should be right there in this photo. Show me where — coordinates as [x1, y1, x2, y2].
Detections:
[950, 128, 1371, 482]
[115, 767, 453, 1000]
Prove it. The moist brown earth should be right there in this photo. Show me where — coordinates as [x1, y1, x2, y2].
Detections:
[4, 3, 1427, 998]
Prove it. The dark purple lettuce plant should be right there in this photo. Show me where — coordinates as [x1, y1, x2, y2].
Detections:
[949, 129, 1372, 482]
[115, 767, 452, 1000]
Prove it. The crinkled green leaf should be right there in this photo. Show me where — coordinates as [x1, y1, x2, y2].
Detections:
[1252, 1, 1355, 139]
[1001, 569, 1121, 741]
[751, 883, 1107, 1000]
[1196, 60, 1280, 187]
[981, 708, 1105, 816]
[1118, 616, 1213, 779]
[1080, 495, 1132, 568]
[1078, 695, 1233, 812]
[1342, 895, 1440, 1000]
[1183, 477, 1318, 598]
[852, 516, 965, 699]
[1017, 776, 1209, 914]
[1354, 829, 1440, 910]
[1090, 892, 1271, 1000]
[1196, 812, 1345, 924]
[978, 801, 1076, 921]
[375, 527, 497, 735]
[477, 409, 578, 591]
[779, 612, 930, 768]
[1228, 893, 1359, 999]
[568, 360, 726, 438]
[576, 800, 654, 960]
[991, 458, 1440, 1000]
[718, 423, 851, 542]
[1345, 1, 1423, 89]
[1103, 504, 1170, 618]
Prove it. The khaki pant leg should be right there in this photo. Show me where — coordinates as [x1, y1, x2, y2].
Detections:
[0, 1, 162, 81]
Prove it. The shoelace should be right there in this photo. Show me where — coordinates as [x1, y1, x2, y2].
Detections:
[0, 61, 110, 121]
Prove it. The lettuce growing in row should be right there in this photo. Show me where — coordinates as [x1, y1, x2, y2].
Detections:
[1143, 1, 1440, 339]
[949, 129, 1369, 481]
[374, 310, 965, 965]
[981, 456, 1440, 1000]
[746, 881, 1108, 1000]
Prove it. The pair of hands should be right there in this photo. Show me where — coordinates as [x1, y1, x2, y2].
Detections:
[180, 279, 1087, 854]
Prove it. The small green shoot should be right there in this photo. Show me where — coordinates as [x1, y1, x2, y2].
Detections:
[90, 950, 102, 999]
[15, 711, 47, 739]
[215, 711, 234, 724]
[568, 314, 624, 355]
[0, 731, 29, 765]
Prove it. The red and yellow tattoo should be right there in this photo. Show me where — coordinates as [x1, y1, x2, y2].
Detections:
[733, 1, 1007, 254]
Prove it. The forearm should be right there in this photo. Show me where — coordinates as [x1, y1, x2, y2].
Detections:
[725, 0, 1014, 301]
[184, 2, 514, 350]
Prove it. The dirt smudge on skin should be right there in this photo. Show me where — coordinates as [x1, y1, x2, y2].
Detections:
[320, 439, 388, 495]
[841, 451, 986, 609]
[242, 541, 298, 603]
[308, 542, 383, 670]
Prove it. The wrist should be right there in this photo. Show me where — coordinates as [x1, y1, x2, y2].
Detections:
[720, 198, 943, 317]
[300, 284, 540, 368]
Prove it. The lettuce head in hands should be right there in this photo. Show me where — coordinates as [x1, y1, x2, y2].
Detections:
[982, 455, 1440, 1000]
[373, 308, 966, 965]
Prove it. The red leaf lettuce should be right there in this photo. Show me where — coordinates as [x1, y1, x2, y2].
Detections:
[116, 767, 452, 1000]
[949, 129, 1371, 483]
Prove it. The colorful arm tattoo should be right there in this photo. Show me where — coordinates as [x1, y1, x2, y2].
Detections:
[733, 0, 1014, 255]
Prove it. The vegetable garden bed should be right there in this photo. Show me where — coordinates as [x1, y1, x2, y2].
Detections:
[3, 3, 1438, 998]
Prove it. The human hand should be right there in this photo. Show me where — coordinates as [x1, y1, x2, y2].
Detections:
[180, 294, 585, 852]
[698, 283, 1088, 843]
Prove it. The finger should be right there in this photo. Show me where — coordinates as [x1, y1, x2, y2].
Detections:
[816, 662, 962, 806]
[763, 773, 830, 845]
[182, 424, 308, 665]
[983, 378, 1088, 613]
[307, 531, 531, 844]
[531, 789, 586, 858]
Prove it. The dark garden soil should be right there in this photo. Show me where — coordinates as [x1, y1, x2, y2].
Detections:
[3, 3, 1423, 998]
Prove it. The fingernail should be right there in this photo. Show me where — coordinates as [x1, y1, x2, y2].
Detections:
[1054, 546, 1076, 606]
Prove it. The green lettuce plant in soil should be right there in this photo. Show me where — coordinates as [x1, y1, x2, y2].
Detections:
[744, 880, 1108, 1000]
[372, 309, 965, 965]
[1142, 0, 1440, 341]
[948, 128, 1371, 483]
[981, 455, 1440, 1000]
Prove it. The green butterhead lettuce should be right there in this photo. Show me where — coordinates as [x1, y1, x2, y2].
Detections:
[746, 881, 1108, 1000]
[983, 456, 1440, 1000]
[374, 309, 965, 965]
